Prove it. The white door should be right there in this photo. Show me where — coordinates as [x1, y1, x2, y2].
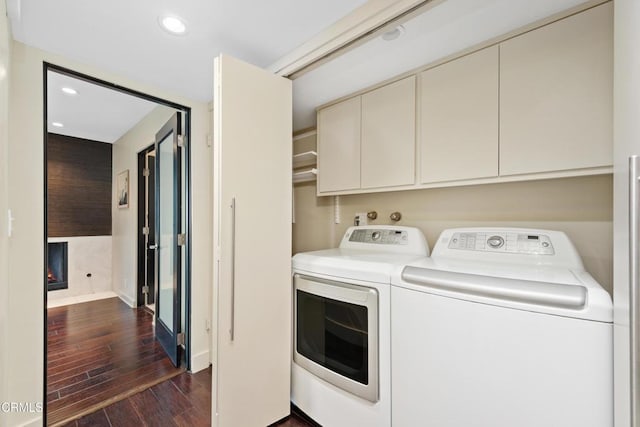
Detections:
[212, 54, 292, 427]
[613, 2, 640, 426]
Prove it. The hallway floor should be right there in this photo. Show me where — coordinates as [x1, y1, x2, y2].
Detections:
[61, 368, 212, 427]
[47, 297, 183, 426]
[63, 367, 314, 427]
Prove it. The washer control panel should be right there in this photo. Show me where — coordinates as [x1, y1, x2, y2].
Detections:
[448, 232, 554, 255]
[349, 228, 409, 245]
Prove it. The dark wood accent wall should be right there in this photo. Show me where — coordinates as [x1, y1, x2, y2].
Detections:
[47, 133, 113, 237]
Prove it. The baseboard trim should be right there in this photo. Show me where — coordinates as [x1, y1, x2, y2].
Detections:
[191, 350, 210, 373]
[16, 415, 42, 427]
[117, 292, 135, 308]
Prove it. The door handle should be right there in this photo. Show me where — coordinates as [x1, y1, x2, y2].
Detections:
[230, 197, 236, 341]
[148, 244, 158, 250]
[630, 155, 640, 426]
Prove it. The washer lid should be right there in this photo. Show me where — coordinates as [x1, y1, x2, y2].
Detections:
[293, 248, 426, 284]
[392, 258, 612, 322]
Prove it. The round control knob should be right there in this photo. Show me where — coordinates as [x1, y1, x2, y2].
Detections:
[372, 231, 381, 241]
[487, 236, 504, 248]
[542, 241, 549, 248]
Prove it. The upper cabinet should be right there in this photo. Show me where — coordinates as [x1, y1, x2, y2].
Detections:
[419, 46, 499, 184]
[315, 2, 613, 196]
[317, 97, 361, 193]
[499, 3, 613, 176]
[361, 76, 416, 189]
[318, 76, 416, 194]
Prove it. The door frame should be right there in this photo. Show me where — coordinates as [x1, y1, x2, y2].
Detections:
[42, 62, 194, 425]
[137, 143, 156, 309]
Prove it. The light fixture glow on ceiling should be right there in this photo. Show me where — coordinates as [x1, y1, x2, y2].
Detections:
[382, 25, 406, 42]
[61, 87, 77, 95]
[52, 122, 64, 128]
[160, 15, 187, 35]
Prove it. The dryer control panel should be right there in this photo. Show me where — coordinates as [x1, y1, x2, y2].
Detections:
[339, 226, 430, 255]
[349, 228, 408, 245]
[448, 232, 554, 255]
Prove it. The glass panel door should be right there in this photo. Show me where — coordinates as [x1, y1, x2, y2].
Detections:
[155, 112, 182, 367]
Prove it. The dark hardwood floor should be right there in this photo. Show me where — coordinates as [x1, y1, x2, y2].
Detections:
[50, 297, 315, 426]
[61, 368, 211, 427]
[47, 297, 184, 426]
[63, 367, 314, 427]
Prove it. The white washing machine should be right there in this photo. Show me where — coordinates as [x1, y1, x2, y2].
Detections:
[292, 225, 429, 427]
[391, 227, 613, 427]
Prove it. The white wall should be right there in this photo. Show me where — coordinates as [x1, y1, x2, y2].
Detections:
[292, 133, 334, 252]
[112, 105, 174, 306]
[293, 133, 614, 294]
[47, 236, 113, 301]
[6, 41, 212, 426]
[0, 1, 11, 424]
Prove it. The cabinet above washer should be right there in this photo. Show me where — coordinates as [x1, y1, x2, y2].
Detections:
[419, 46, 499, 185]
[315, 2, 612, 196]
[499, 3, 613, 176]
[317, 76, 416, 194]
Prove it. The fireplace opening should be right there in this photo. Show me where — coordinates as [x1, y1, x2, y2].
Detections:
[48, 242, 68, 291]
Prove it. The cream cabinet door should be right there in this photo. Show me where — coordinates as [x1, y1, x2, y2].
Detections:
[317, 97, 361, 193]
[361, 76, 416, 189]
[499, 2, 613, 176]
[212, 54, 292, 427]
[419, 46, 498, 184]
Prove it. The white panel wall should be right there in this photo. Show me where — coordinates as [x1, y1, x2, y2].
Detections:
[111, 106, 174, 307]
[292, 133, 335, 252]
[7, 40, 45, 427]
[47, 236, 113, 301]
[6, 41, 212, 426]
[0, 1, 11, 425]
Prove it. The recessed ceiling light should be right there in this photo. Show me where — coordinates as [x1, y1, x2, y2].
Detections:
[61, 87, 77, 95]
[159, 15, 187, 35]
[52, 122, 64, 128]
[382, 25, 405, 42]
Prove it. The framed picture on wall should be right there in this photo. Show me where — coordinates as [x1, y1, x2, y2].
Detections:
[117, 170, 129, 209]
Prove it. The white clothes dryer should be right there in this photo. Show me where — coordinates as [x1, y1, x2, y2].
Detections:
[391, 227, 613, 427]
[292, 225, 429, 427]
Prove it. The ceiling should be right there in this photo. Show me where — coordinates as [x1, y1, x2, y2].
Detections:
[8, 0, 366, 102]
[10, 0, 593, 135]
[47, 71, 158, 143]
